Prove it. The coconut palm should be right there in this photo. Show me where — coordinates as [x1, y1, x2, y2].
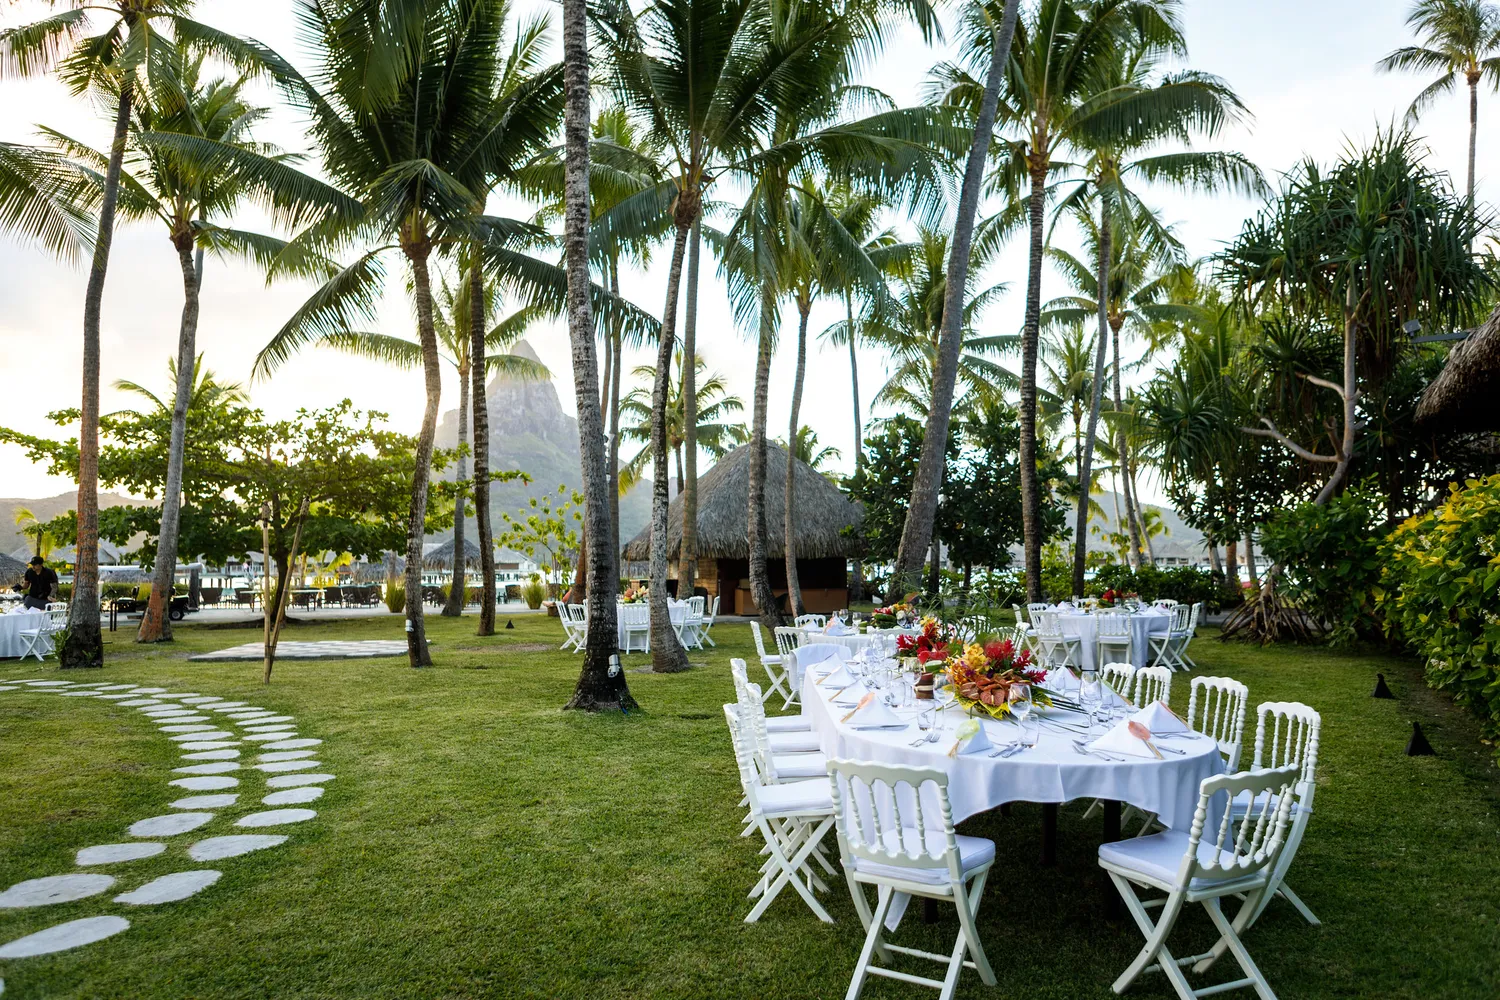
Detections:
[780, 425, 843, 475]
[0, 141, 96, 261]
[618, 351, 747, 493]
[1, 0, 295, 668]
[1379, 0, 1500, 202]
[13, 508, 56, 560]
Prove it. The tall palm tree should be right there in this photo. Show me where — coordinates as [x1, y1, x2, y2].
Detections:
[1, 0, 293, 668]
[52, 49, 354, 643]
[781, 425, 842, 474]
[618, 351, 747, 493]
[13, 507, 56, 560]
[0, 141, 96, 260]
[1379, 0, 1500, 202]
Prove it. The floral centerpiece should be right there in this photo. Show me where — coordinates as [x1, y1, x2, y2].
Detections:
[870, 602, 914, 629]
[946, 637, 1059, 719]
[895, 616, 951, 666]
[1098, 588, 1122, 609]
[621, 586, 647, 604]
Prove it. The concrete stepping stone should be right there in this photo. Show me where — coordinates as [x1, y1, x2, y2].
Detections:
[0, 685, 17, 692]
[236, 809, 316, 828]
[117, 699, 162, 707]
[263, 738, 321, 750]
[114, 870, 221, 905]
[179, 741, 240, 750]
[129, 813, 214, 837]
[71, 682, 113, 688]
[182, 750, 240, 761]
[207, 702, 248, 710]
[143, 708, 198, 717]
[155, 693, 200, 700]
[173, 762, 240, 775]
[244, 732, 298, 742]
[180, 696, 224, 704]
[254, 760, 320, 773]
[262, 787, 323, 805]
[59, 690, 104, 697]
[223, 708, 271, 717]
[169, 776, 238, 791]
[26, 681, 74, 687]
[161, 724, 217, 734]
[95, 693, 137, 700]
[258, 751, 315, 762]
[157, 716, 210, 724]
[76, 843, 165, 866]
[171, 794, 238, 810]
[127, 687, 167, 694]
[239, 716, 294, 726]
[168, 731, 233, 742]
[0, 916, 130, 957]
[265, 773, 334, 788]
[0, 874, 116, 908]
[98, 684, 136, 691]
[188, 835, 286, 861]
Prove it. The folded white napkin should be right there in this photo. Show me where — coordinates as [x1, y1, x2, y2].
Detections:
[1090, 719, 1160, 759]
[844, 698, 905, 730]
[1130, 700, 1190, 735]
[947, 718, 993, 756]
[820, 664, 856, 689]
[1055, 602, 1076, 613]
[824, 625, 855, 636]
[1045, 667, 1080, 694]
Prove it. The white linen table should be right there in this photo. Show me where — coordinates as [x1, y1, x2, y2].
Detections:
[1056, 609, 1171, 670]
[614, 600, 688, 651]
[800, 627, 875, 656]
[0, 608, 49, 659]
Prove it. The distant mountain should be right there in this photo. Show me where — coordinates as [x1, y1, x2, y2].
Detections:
[1, 491, 136, 561]
[434, 339, 651, 545]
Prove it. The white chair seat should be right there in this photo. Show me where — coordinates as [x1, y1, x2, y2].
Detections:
[1099, 830, 1255, 892]
[765, 714, 812, 733]
[768, 731, 821, 754]
[756, 778, 835, 816]
[771, 751, 828, 778]
[852, 829, 996, 886]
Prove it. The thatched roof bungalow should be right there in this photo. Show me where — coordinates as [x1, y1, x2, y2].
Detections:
[622, 443, 862, 615]
[423, 537, 484, 569]
[1416, 306, 1500, 432]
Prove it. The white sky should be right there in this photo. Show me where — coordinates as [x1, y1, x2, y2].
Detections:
[0, 0, 1483, 507]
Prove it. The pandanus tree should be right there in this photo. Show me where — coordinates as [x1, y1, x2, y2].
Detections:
[50, 48, 357, 643]
[1, 0, 295, 668]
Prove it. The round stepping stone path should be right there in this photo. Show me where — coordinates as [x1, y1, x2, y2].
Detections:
[173, 762, 240, 775]
[0, 916, 130, 957]
[258, 751, 316, 762]
[188, 835, 287, 861]
[182, 750, 241, 761]
[263, 738, 321, 750]
[169, 731, 233, 742]
[76, 843, 165, 866]
[179, 696, 223, 704]
[160, 724, 217, 733]
[171, 794, 238, 810]
[266, 772, 334, 788]
[116, 699, 162, 707]
[169, 776, 239, 791]
[263, 787, 323, 805]
[0, 874, 116, 908]
[114, 870, 221, 905]
[255, 760, 321, 773]
[236, 809, 316, 827]
[179, 741, 240, 751]
[128, 813, 214, 838]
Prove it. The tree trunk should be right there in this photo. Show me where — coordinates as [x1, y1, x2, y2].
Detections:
[1112, 318, 1143, 570]
[1018, 154, 1048, 603]
[442, 357, 471, 616]
[680, 216, 702, 598]
[608, 273, 624, 578]
[139, 233, 201, 643]
[674, 441, 684, 496]
[1468, 74, 1478, 205]
[560, 0, 633, 709]
[1225, 537, 1238, 592]
[1244, 531, 1259, 590]
[1072, 209, 1111, 597]
[892, 0, 1020, 594]
[649, 219, 693, 673]
[402, 241, 442, 668]
[469, 260, 497, 635]
[1133, 457, 1155, 564]
[1313, 292, 1360, 505]
[64, 76, 133, 669]
[784, 302, 810, 618]
[927, 535, 941, 596]
[847, 293, 862, 466]
[748, 283, 783, 627]
[570, 521, 587, 600]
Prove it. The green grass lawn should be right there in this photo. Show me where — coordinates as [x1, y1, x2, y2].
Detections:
[2, 613, 1498, 999]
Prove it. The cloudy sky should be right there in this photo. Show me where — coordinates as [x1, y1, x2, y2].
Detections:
[0, 0, 1486, 505]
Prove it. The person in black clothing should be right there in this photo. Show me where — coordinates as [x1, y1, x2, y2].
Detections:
[20, 556, 58, 610]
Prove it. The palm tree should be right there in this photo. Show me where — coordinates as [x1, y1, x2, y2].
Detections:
[618, 350, 747, 493]
[1379, 0, 1500, 202]
[0, 141, 96, 261]
[780, 425, 843, 475]
[1, 0, 293, 668]
[13, 507, 56, 560]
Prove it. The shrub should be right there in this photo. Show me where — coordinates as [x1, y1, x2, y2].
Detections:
[101, 583, 136, 601]
[1377, 474, 1500, 751]
[520, 577, 546, 610]
[383, 582, 405, 613]
[1260, 492, 1388, 643]
[54, 582, 72, 601]
[1089, 564, 1231, 612]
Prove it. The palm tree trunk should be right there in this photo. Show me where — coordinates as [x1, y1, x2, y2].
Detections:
[1111, 318, 1142, 569]
[892, 0, 1019, 594]
[680, 215, 702, 599]
[1018, 154, 1048, 604]
[748, 283, 782, 626]
[784, 302, 810, 618]
[1244, 530, 1259, 590]
[649, 219, 692, 673]
[138, 234, 201, 643]
[64, 76, 133, 670]
[1072, 211, 1111, 597]
[1225, 536, 1238, 590]
[674, 442, 684, 496]
[1468, 74, 1479, 204]
[442, 358, 471, 617]
[846, 294, 865, 604]
[1206, 533, 1223, 578]
[469, 259, 497, 635]
[608, 270, 624, 579]
[560, 0, 633, 709]
[402, 242, 442, 668]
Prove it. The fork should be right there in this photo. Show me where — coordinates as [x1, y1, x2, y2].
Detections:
[1073, 740, 1124, 762]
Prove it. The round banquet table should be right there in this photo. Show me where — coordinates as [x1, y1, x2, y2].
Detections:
[1055, 608, 1172, 670]
[0, 609, 49, 659]
[800, 628, 875, 656]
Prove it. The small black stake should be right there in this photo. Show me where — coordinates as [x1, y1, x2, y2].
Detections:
[1372, 673, 1395, 699]
[1406, 722, 1434, 756]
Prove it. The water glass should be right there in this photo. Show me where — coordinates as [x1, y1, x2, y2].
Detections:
[1009, 684, 1037, 747]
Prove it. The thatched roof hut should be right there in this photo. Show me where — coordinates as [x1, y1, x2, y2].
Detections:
[622, 443, 862, 615]
[0, 552, 26, 588]
[1416, 306, 1500, 432]
[423, 537, 484, 569]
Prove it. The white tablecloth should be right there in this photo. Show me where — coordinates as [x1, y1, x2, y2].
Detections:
[802, 667, 1224, 832]
[0, 609, 48, 659]
[615, 600, 688, 651]
[1056, 609, 1171, 670]
[801, 628, 875, 656]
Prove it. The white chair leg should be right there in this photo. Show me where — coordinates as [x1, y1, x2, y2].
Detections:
[845, 886, 894, 1000]
[745, 816, 834, 924]
[1108, 873, 1192, 997]
[953, 871, 996, 987]
[1198, 895, 1277, 1000]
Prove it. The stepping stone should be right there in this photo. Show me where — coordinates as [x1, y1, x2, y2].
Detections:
[173, 762, 240, 775]
[265, 773, 334, 788]
[0, 685, 17, 692]
[223, 709, 271, 717]
[264, 738, 321, 750]
[258, 751, 315, 762]
[262, 787, 323, 805]
[59, 690, 104, 697]
[179, 741, 240, 750]
[129, 813, 214, 837]
[0, 874, 116, 909]
[255, 760, 320, 773]
[98, 684, 136, 691]
[182, 749, 240, 761]
[128, 687, 168, 694]
[240, 717, 294, 727]
[236, 808, 316, 827]
[180, 697, 224, 705]
[114, 870, 221, 905]
[207, 702, 248, 710]
[157, 716, 210, 724]
[0, 916, 130, 957]
[117, 699, 162, 707]
[170, 776, 238, 791]
[171, 794, 238, 810]
[71, 682, 113, 688]
[188, 835, 286, 861]
[26, 681, 74, 687]
[76, 843, 165, 866]
[142, 708, 198, 717]
[169, 731, 233, 742]
[161, 725, 217, 734]
[244, 732, 298, 742]
[95, 693, 137, 700]
[155, 693, 200, 700]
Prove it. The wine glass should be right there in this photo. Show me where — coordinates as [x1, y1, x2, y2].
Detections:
[1009, 684, 1037, 749]
[1079, 669, 1103, 732]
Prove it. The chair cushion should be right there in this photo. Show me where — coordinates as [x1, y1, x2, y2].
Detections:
[765, 715, 812, 733]
[1098, 830, 1262, 890]
[851, 829, 996, 886]
[756, 778, 833, 816]
[772, 751, 828, 778]
[768, 731, 821, 754]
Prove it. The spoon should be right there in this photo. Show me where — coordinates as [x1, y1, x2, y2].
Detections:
[1127, 720, 1164, 759]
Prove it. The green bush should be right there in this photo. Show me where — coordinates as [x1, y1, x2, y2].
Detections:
[54, 582, 72, 601]
[1261, 492, 1388, 643]
[1377, 474, 1500, 752]
[1089, 564, 1232, 612]
[520, 577, 546, 610]
[101, 583, 136, 601]
[383, 582, 405, 613]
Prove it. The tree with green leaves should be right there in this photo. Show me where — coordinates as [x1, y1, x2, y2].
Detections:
[1379, 0, 1500, 203]
[618, 351, 746, 494]
[781, 425, 842, 475]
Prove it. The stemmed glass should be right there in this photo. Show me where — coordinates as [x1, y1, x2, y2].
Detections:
[1009, 683, 1037, 750]
[1079, 668, 1103, 733]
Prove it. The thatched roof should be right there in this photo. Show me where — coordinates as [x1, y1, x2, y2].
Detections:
[424, 537, 484, 569]
[0, 552, 26, 587]
[622, 443, 862, 561]
[1416, 306, 1500, 432]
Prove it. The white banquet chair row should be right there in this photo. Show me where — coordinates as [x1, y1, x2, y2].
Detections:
[18, 602, 68, 661]
[1032, 610, 1083, 670]
[1149, 602, 1202, 672]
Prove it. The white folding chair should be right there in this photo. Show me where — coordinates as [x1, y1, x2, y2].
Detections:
[1238, 701, 1322, 929]
[772, 627, 808, 708]
[18, 604, 67, 661]
[1177, 603, 1203, 670]
[678, 596, 706, 650]
[1150, 604, 1193, 671]
[1134, 665, 1173, 708]
[828, 759, 997, 1000]
[558, 603, 586, 652]
[1097, 610, 1133, 667]
[787, 642, 847, 707]
[1012, 604, 1036, 653]
[1098, 764, 1302, 1000]
[795, 613, 827, 629]
[1188, 677, 1249, 771]
[699, 595, 720, 646]
[1032, 610, 1082, 670]
[1154, 599, 1179, 610]
[1100, 662, 1137, 703]
[726, 701, 836, 923]
[751, 621, 792, 704]
[731, 657, 811, 733]
[741, 680, 827, 779]
[620, 603, 650, 653]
